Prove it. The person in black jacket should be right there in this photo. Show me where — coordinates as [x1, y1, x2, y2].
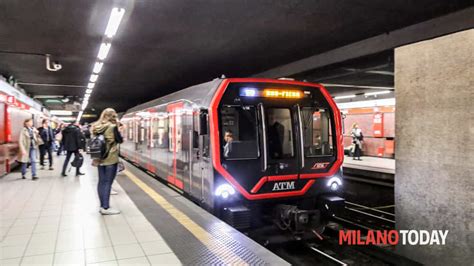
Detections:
[38, 119, 55, 170]
[61, 123, 85, 176]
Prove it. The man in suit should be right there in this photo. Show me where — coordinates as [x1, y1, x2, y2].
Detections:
[61, 122, 85, 176]
[38, 119, 55, 170]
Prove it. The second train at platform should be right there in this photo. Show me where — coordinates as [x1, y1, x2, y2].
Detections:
[120, 78, 345, 237]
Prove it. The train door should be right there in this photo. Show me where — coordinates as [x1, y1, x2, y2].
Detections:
[190, 110, 202, 198]
[199, 116, 212, 206]
[167, 102, 184, 190]
[261, 105, 299, 179]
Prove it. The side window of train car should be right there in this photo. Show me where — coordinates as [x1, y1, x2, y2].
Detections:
[150, 113, 168, 149]
[301, 108, 333, 156]
[220, 105, 259, 160]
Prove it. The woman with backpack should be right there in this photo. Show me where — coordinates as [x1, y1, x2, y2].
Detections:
[92, 108, 123, 215]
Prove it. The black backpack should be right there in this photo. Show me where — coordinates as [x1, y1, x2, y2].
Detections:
[89, 133, 107, 159]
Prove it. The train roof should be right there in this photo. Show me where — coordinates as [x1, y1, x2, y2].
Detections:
[124, 78, 223, 114]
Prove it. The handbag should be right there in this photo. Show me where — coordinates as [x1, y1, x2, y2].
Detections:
[71, 153, 84, 168]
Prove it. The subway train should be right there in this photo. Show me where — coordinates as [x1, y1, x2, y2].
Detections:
[0, 79, 50, 176]
[120, 78, 345, 237]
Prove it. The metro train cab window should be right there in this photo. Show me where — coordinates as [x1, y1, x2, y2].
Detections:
[301, 108, 333, 156]
[266, 108, 295, 159]
[220, 105, 259, 160]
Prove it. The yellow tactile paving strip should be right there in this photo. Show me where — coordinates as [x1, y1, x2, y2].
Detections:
[123, 169, 249, 265]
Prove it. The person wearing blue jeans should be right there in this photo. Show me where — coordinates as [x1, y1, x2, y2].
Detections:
[92, 108, 123, 215]
[18, 118, 39, 180]
[21, 148, 37, 178]
[97, 164, 118, 210]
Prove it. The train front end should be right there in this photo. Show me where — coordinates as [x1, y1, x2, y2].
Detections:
[209, 78, 345, 237]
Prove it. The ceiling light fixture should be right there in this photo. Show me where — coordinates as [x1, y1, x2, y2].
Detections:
[87, 82, 95, 89]
[364, 90, 391, 96]
[50, 110, 73, 116]
[104, 8, 126, 38]
[76, 111, 83, 122]
[79, 7, 126, 123]
[334, 95, 356, 100]
[92, 62, 103, 73]
[97, 42, 111, 60]
[90, 74, 99, 83]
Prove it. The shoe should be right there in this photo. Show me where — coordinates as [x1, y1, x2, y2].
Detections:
[22, 175, 26, 179]
[110, 190, 118, 195]
[76, 172, 85, 176]
[100, 208, 121, 215]
[49, 167, 54, 170]
[61, 173, 67, 177]
[40, 166, 45, 170]
[32, 176, 39, 180]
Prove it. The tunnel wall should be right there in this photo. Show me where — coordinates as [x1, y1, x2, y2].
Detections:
[394, 29, 473, 265]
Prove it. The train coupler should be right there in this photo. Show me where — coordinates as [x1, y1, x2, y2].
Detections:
[274, 204, 322, 238]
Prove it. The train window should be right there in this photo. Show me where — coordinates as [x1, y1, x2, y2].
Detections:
[150, 114, 168, 148]
[266, 108, 295, 159]
[301, 108, 333, 156]
[128, 120, 133, 140]
[168, 112, 182, 152]
[220, 106, 259, 160]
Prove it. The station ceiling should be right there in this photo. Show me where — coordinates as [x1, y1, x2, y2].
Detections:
[0, 0, 472, 115]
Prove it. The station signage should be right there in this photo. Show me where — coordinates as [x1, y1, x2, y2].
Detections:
[373, 112, 384, 137]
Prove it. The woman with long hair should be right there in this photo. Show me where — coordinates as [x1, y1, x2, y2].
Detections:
[18, 118, 39, 180]
[92, 108, 122, 215]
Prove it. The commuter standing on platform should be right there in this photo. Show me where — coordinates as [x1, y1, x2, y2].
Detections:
[55, 123, 65, 155]
[61, 123, 85, 176]
[351, 123, 363, 161]
[18, 118, 39, 180]
[92, 108, 123, 215]
[38, 119, 55, 170]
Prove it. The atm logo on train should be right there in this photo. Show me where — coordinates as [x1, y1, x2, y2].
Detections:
[272, 181, 295, 191]
[312, 162, 330, 169]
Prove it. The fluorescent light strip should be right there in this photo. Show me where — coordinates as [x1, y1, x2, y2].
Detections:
[87, 82, 95, 89]
[50, 110, 73, 116]
[334, 95, 356, 100]
[97, 42, 111, 60]
[93, 62, 103, 73]
[364, 90, 391, 96]
[86, 89, 93, 94]
[321, 83, 393, 90]
[77, 111, 83, 121]
[337, 98, 395, 109]
[90, 74, 99, 83]
[104, 8, 125, 38]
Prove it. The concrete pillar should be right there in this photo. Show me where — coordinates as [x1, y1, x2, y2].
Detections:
[394, 29, 473, 265]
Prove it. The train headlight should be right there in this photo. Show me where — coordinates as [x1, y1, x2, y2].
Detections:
[327, 176, 342, 191]
[215, 184, 235, 199]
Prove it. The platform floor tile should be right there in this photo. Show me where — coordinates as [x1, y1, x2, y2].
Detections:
[0, 156, 179, 266]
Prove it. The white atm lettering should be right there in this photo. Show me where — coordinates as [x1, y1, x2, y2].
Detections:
[272, 181, 295, 191]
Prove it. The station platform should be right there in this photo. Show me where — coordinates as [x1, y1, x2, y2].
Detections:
[1, 155, 288, 265]
[343, 155, 395, 174]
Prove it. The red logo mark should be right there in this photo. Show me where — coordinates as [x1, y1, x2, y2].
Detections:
[312, 162, 330, 169]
